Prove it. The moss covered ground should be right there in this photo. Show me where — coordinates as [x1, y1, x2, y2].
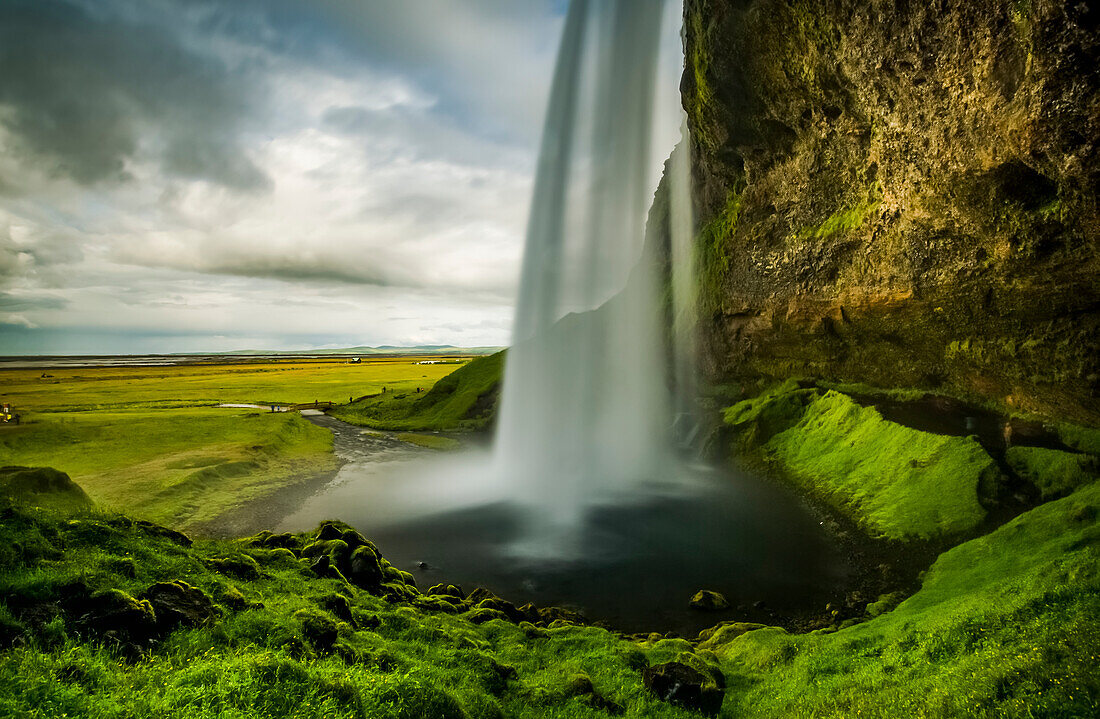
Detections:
[332, 352, 503, 432]
[1006, 446, 1099, 500]
[709, 480, 1100, 718]
[1, 462, 1097, 719]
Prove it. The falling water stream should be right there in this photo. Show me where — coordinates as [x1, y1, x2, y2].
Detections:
[279, 0, 852, 632]
[494, 0, 682, 553]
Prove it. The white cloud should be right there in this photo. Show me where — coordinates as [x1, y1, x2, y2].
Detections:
[0, 0, 686, 354]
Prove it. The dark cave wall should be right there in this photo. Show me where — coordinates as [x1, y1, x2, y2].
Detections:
[682, 0, 1100, 422]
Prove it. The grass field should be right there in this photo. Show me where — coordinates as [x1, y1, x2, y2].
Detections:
[1, 357, 467, 413]
[0, 357, 471, 530]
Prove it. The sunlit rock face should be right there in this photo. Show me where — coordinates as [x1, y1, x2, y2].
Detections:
[684, 0, 1100, 423]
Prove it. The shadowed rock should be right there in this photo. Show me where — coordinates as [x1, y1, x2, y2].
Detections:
[689, 590, 730, 611]
[140, 581, 218, 630]
[74, 589, 157, 642]
[642, 661, 725, 716]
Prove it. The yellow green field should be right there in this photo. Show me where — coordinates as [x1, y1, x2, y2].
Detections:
[0, 357, 471, 531]
[1, 357, 467, 413]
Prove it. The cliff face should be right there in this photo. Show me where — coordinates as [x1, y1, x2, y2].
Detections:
[682, 0, 1100, 422]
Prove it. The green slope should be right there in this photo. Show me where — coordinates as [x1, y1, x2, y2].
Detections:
[331, 351, 504, 432]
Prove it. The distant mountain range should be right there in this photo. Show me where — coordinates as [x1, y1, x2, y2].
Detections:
[207, 345, 504, 357]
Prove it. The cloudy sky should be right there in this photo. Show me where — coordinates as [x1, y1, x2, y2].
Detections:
[0, 0, 686, 355]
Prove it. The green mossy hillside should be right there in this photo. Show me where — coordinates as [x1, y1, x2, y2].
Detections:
[725, 385, 999, 541]
[0, 489, 706, 718]
[1006, 446, 1099, 500]
[332, 352, 504, 432]
[705, 479, 1100, 718]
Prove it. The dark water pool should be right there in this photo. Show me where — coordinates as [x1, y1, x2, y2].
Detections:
[278, 452, 851, 636]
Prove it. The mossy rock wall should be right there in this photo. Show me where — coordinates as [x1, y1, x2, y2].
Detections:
[682, 0, 1100, 423]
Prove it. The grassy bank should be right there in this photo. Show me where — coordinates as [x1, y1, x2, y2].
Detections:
[1, 409, 337, 530]
[723, 380, 1099, 542]
[704, 480, 1100, 717]
[332, 352, 503, 432]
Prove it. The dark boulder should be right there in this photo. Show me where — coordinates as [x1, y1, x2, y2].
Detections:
[642, 661, 725, 716]
[516, 602, 541, 623]
[413, 595, 461, 614]
[74, 589, 157, 641]
[315, 521, 344, 541]
[307, 554, 349, 583]
[301, 539, 353, 576]
[134, 520, 192, 547]
[205, 555, 261, 580]
[538, 605, 587, 626]
[339, 529, 368, 549]
[476, 597, 523, 622]
[567, 674, 623, 715]
[317, 594, 357, 628]
[140, 581, 218, 630]
[218, 585, 250, 610]
[689, 590, 730, 611]
[427, 583, 465, 599]
[260, 532, 301, 551]
[466, 587, 498, 603]
[0, 466, 94, 512]
[465, 608, 510, 625]
[348, 546, 385, 590]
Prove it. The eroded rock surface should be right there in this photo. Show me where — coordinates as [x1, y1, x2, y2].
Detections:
[680, 0, 1099, 422]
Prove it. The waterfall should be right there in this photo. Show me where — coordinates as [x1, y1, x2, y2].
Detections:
[495, 0, 692, 551]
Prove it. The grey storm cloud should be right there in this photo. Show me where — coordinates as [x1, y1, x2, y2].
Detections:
[0, 0, 270, 192]
[0, 0, 684, 353]
[0, 291, 69, 312]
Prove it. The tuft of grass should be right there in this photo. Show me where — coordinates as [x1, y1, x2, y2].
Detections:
[797, 183, 882, 240]
[332, 352, 504, 432]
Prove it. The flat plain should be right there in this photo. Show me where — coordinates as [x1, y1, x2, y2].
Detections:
[0, 357, 467, 530]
